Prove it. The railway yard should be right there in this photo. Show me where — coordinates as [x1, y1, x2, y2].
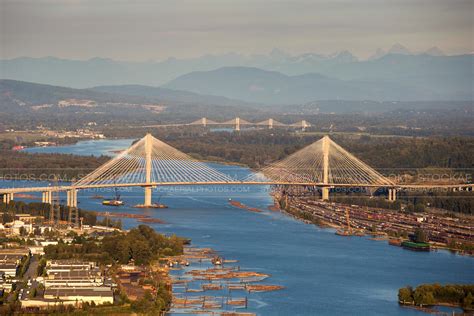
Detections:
[286, 197, 474, 253]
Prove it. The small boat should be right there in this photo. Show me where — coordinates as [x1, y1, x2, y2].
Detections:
[211, 256, 223, 265]
[102, 187, 124, 206]
[389, 239, 402, 246]
[102, 199, 124, 206]
[335, 229, 351, 236]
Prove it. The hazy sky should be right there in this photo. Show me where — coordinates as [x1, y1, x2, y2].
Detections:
[1, 0, 473, 61]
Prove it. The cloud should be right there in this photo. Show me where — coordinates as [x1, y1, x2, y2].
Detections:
[1, 0, 472, 60]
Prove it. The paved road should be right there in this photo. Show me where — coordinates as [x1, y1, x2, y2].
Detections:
[20, 255, 39, 300]
[24, 255, 38, 280]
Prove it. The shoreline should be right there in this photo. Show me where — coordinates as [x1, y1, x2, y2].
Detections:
[272, 194, 474, 257]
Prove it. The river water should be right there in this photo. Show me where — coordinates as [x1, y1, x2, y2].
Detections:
[3, 139, 472, 315]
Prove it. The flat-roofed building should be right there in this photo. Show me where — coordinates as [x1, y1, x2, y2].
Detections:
[0, 249, 29, 278]
[14, 214, 43, 223]
[0, 263, 17, 278]
[44, 269, 103, 288]
[0, 278, 13, 292]
[28, 246, 44, 255]
[46, 260, 96, 272]
[44, 286, 114, 305]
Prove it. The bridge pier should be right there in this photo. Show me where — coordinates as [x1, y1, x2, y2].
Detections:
[144, 186, 152, 206]
[321, 187, 329, 201]
[66, 189, 77, 208]
[2, 193, 14, 204]
[42, 191, 52, 204]
[388, 188, 397, 202]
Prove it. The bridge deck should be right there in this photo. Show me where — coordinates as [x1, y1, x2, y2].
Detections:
[0, 181, 472, 194]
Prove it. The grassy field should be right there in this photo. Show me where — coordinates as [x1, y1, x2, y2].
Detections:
[0, 131, 48, 142]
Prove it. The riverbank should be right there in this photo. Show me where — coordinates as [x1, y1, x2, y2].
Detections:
[275, 193, 474, 256]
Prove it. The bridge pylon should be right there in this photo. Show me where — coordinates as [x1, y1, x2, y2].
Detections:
[41, 191, 52, 204]
[321, 136, 330, 201]
[388, 188, 397, 202]
[2, 193, 14, 204]
[66, 188, 77, 208]
[144, 133, 153, 206]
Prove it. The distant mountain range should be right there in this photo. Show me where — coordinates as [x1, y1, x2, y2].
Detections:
[0, 45, 472, 104]
[165, 54, 473, 104]
[0, 45, 462, 83]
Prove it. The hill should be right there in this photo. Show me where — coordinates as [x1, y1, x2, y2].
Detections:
[91, 84, 253, 107]
[0, 80, 262, 128]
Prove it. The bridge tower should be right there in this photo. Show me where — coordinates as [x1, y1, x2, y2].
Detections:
[322, 135, 330, 201]
[144, 133, 153, 206]
[202, 117, 207, 127]
[235, 117, 241, 131]
[269, 118, 274, 129]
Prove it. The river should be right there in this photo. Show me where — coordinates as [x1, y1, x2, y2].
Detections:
[3, 139, 472, 315]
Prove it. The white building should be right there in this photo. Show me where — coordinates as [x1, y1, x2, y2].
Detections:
[44, 287, 114, 305]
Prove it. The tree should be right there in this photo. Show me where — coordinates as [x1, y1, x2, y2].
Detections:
[414, 228, 428, 243]
[463, 292, 473, 310]
[415, 203, 425, 213]
[130, 239, 152, 265]
[398, 287, 413, 303]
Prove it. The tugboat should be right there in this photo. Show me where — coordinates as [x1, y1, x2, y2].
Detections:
[102, 187, 124, 206]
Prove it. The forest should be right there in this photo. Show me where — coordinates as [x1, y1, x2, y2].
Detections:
[138, 129, 474, 171]
[44, 225, 184, 265]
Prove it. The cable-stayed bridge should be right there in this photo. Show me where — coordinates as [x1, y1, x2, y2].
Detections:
[143, 117, 311, 131]
[1, 134, 473, 208]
